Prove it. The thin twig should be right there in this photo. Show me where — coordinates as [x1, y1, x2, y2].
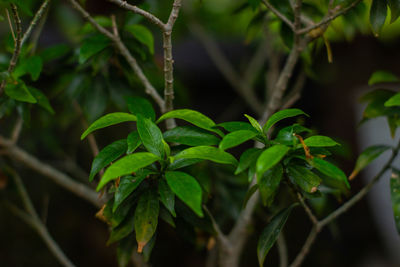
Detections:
[10, 117, 23, 144]
[297, 193, 318, 225]
[289, 226, 320, 267]
[261, 0, 294, 30]
[203, 205, 230, 248]
[5, 8, 15, 41]
[21, 0, 51, 46]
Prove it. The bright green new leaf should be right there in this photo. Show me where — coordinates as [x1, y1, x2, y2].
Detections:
[97, 152, 159, 190]
[263, 109, 308, 133]
[244, 114, 263, 133]
[385, 92, 400, 107]
[163, 126, 220, 146]
[256, 145, 289, 177]
[311, 158, 350, 188]
[127, 130, 142, 154]
[113, 174, 147, 212]
[235, 148, 263, 175]
[370, 0, 388, 36]
[219, 130, 257, 150]
[165, 171, 203, 217]
[389, 0, 400, 23]
[137, 114, 164, 158]
[28, 87, 54, 114]
[158, 179, 176, 217]
[303, 135, 340, 147]
[157, 109, 223, 136]
[349, 145, 391, 180]
[81, 112, 137, 140]
[287, 165, 321, 193]
[79, 34, 111, 64]
[173, 146, 238, 166]
[89, 139, 127, 181]
[134, 188, 159, 253]
[258, 164, 283, 206]
[368, 70, 399, 85]
[5, 80, 36, 103]
[390, 170, 400, 234]
[257, 204, 296, 266]
[125, 24, 155, 54]
[125, 96, 155, 121]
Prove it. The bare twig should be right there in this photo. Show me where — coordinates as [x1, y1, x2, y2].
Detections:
[277, 232, 289, 267]
[10, 117, 23, 144]
[297, 193, 318, 225]
[289, 225, 320, 267]
[5, 8, 15, 41]
[261, 0, 294, 30]
[281, 71, 306, 110]
[21, 0, 51, 46]
[203, 205, 230, 248]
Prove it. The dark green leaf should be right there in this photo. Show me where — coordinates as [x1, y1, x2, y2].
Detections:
[97, 152, 159, 190]
[127, 130, 142, 154]
[14, 56, 43, 81]
[385, 92, 400, 107]
[81, 112, 137, 140]
[125, 96, 155, 121]
[217, 121, 258, 133]
[134, 188, 159, 253]
[142, 233, 156, 262]
[263, 109, 308, 133]
[39, 44, 70, 62]
[79, 34, 111, 64]
[90, 139, 127, 182]
[163, 126, 220, 146]
[107, 215, 135, 245]
[257, 205, 296, 266]
[287, 165, 321, 193]
[113, 174, 147, 212]
[311, 158, 350, 188]
[389, 0, 400, 23]
[258, 164, 283, 206]
[235, 148, 263, 175]
[125, 24, 154, 54]
[159, 208, 176, 228]
[137, 114, 164, 158]
[174, 146, 238, 166]
[219, 130, 257, 150]
[256, 145, 290, 177]
[370, 0, 388, 36]
[5, 80, 36, 103]
[390, 170, 400, 234]
[158, 179, 176, 217]
[249, 0, 261, 10]
[28, 87, 54, 114]
[349, 145, 391, 180]
[243, 184, 259, 208]
[165, 171, 203, 217]
[368, 70, 399, 85]
[303, 135, 340, 147]
[81, 16, 112, 34]
[117, 236, 136, 267]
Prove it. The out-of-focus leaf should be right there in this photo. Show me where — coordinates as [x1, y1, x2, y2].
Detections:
[28, 87, 54, 114]
[390, 169, 400, 234]
[107, 215, 135, 245]
[5, 80, 36, 103]
[368, 70, 399, 85]
[163, 126, 220, 146]
[79, 34, 111, 64]
[349, 145, 391, 180]
[385, 92, 400, 107]
[389, 0, 400, 23]
[125, 24, 154, 54]
[370, 0, 388, 36]
[235, 148, 263, 175]
[311, 158, 350, 188]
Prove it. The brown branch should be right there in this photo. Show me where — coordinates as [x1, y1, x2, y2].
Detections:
[297, 193, 318, 225]
[203, 205, 230, 248]
[10, 117, 23, 144]
[289, 225, 320, 267]
[21, 0, 51, 46]
[277, 232, 289, 267]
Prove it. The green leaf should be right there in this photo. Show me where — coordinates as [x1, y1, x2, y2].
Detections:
[385, 92, 400, 107]
[165, 171, 203, 217]
[303, 135, 340, 147]
[217, 121, 258, 133]
[13, 56, 43, 81]
[159, 208, 176, 228]
[81, 16, 112, 34]
[390, 170, 400, 234]
[127, 130, 142, 154]
[263, 108, 308, 133]
[108, 215, 135, 245]
[163, 126, 220, 146]
[244, 114, 263, 133]
[360, 89, 396, 119]
[173, 146, 238, 166]
[257, 205, 296, 266]
[39, 44, 70, 62]
[125, 96, 155, 121]
[249, 0, 261, 10]
[81, 112, 137, 140]
[28, 87, 54, 114]
[235, 148, 263, 175]
[137, 114, 164, 158]
[158, 179, 176, 217]
[311, 158, 350, 188]
[167, 158, 204, 170]
[134, 188, 159, 253]
[370, 0, 388, 36]
[97, 152, 159, 190]
[5, 80, 36, 103]
[90, 139, 127, 182]
[113, 174, 147, 212]
[274, 124, 311, 146]
[287, 165, 321, 193]
[389, 0, 400, 23]
[157, 109, 223, 136]
[117, 236, 136, 267]
[79, 34, 111, 64]
[242, 184, 259, 208]
[256, 145, 290, 177]
[219, 130, 257, 150]
[125, 24, 154, 54]
[258, 164, 283, 206]
[349, 145, 391, 180]
[368, 70, 400, 85]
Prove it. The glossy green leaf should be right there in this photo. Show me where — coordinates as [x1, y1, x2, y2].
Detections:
[5, 80, 36, 103]
[28, 87, 54, 114]
[158, 179, 176, 217]
[390, 170, 400, 234]
[287, 165, 321, 193]
[256, 145, 290, 177]
[81, 112, 137, 140]
[312, 158, 350, 188]
[368, 70, 399, 85]
[370, 0, 388, 36]
[257, 204, 296, 266]
[303, 135, 340, 147]
[219, 130, 257, 150]
[263, 109, 308, 133]
[157, 109, 223, 136]
[89, 139, 127, 182]
[217, 121, 257, 133]
[97, 152, 159, 191]
[258, 164, 283, 206]
[134, 188, 159, 253]
[349, 145, 391, 180]
[165, 171, 203, 217]
[389, 0, 400, 23]
[113, 174, 147, 212]
[244, 114, 263, 133]
[107, 215, 135, 245]
[174, 146, 238, 166]
[125, 96, 155, 121]
[79, 34, 110, 64]
[163, 126, 220, 146]
[385, 92, 400, 107]
[235, 148, 263, 175]
[125, 24, 154, 54]
[127, 130, 142, 154]
[137, 114, 164, 158]
[274, 124, 311, 146]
